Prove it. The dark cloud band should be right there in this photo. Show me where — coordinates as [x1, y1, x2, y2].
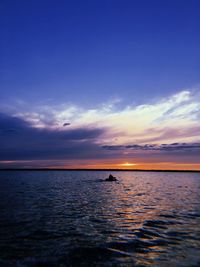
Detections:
[102, 143, 200, 152]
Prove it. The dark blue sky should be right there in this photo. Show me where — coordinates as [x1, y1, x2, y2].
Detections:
[1, 0, 200, 107]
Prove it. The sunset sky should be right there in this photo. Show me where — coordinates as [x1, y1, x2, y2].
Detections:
[0, 0, 200, 169]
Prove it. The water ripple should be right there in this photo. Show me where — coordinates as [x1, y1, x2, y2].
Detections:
[0, 170, 200, 266]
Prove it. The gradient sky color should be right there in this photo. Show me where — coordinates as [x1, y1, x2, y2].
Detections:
[0, 0, 200, 169]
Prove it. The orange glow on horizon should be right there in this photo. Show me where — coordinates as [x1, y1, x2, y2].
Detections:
[0, 159, 200, 171]
[119, 162, 137, 167]
[57, 162, 200, 171]
[60, 162, 200, 171]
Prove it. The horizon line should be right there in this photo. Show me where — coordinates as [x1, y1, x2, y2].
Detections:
[0, 168, 199, 173]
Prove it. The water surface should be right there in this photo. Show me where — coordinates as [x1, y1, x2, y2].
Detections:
[0, 170, 200, 266]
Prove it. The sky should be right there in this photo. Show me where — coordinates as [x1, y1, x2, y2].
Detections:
[0, 0, 200, 169]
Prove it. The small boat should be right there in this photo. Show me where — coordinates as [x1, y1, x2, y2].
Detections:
[105, 174, 117, 181]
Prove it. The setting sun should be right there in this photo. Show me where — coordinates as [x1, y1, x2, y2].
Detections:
[120, 162, 137, 167]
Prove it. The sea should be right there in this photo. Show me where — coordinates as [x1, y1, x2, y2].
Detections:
[0, 170, 200, 267]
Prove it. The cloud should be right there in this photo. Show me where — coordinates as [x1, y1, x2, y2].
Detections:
[102, 142, 200, 152]
[63, 122, 70, 126]
[0, 89, 200, 167]
[0, 112, 107, 161]
[5, 89, 199, 146]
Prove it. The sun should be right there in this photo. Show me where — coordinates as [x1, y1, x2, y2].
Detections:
[120, 162, 137, 167]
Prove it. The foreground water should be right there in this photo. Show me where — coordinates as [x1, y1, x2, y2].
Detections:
[0, 170, 200, 267]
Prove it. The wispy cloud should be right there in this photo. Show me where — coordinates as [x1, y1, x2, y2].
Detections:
[0, 89, 200, 168]
[5, 88, 199, 145]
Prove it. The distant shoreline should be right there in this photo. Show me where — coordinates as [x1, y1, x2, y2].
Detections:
[0, 168, 199, 173]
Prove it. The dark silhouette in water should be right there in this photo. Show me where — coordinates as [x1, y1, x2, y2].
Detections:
[105, 174, 117, 181]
